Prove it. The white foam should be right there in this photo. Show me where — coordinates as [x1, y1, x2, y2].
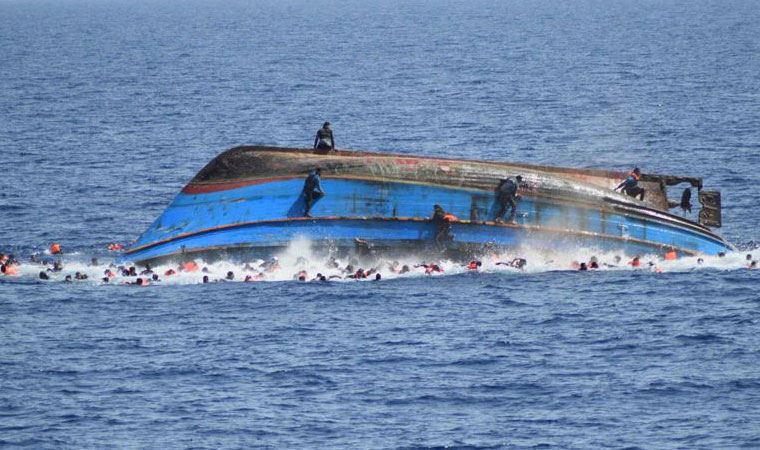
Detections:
[2, 242, 757, 286]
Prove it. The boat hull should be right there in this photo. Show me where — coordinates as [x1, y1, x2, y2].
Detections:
[124, 160, 733, 264]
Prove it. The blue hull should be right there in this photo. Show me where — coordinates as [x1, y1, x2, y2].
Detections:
[124, 176, 732, 263]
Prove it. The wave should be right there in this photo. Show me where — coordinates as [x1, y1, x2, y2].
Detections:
[1, 239, 758, 286]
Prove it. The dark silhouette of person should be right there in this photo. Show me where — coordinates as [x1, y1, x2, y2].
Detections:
[495, 175, 522, 222]
[303, 167, 325, 217]
[314, 122, 335, 151]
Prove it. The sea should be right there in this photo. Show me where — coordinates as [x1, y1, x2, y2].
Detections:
[1, 0, 759, 448]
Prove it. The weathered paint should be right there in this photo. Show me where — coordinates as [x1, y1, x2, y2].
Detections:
[124, 162, 732, 264]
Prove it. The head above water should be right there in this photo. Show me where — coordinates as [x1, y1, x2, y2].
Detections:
[322, 122, 330, 129]
[633, 168, 641, 175]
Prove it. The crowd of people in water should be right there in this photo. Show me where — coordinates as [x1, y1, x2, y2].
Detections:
[0, 242, 757, 287]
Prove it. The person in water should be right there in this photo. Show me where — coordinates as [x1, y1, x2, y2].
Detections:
[495, 175, 522, 222]
[313, 122, 335, 152]
[303, 167, 325, 217]
[615, 168, 645, 201]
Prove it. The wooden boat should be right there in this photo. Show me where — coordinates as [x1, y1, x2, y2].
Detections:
[123, 146, 731, 264]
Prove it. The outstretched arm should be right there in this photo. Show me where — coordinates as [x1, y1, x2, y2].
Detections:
[314, 133, 319, 149]
[614, 180, 626, 191]
[330, 131, 335, 150]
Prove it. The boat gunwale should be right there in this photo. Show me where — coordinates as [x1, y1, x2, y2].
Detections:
[125, 210, 729, 258]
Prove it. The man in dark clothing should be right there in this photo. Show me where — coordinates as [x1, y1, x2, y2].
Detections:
[313, 122, 335, 151]
[615, 168, 645, 201]
[303, 167, 324, 217]
[431, 204, 453, 245]
[495, 175, 522, 222]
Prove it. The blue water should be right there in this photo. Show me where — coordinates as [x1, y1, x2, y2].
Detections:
[2, 0, 760, 447]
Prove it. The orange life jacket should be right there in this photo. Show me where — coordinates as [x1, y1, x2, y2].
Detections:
[630, 258, 641, 267]
[443, 213, 458, 222]
[467, 261, 479, 270]
[664, 250, 677, 261]
[50, 243, 62, 255]
[182, 261, 199, 272]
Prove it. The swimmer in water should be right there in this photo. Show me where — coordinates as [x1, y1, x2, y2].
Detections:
[496, 258, 526, 270]
[465, 260, 482, 270]
[415, 263, 443, 275]
[260, 257, 280, 272]
[578, 262, 588, 271]
[226, 271, 235, 281]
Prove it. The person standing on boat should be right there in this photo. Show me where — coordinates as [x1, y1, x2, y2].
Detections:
[313, 122, 335, 152]
[303, 167, 325, 217]
[495, 175, 522, 222]
[615, 168, 645, 201]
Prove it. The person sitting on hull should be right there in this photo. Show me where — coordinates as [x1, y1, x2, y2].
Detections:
[313, 122, 335, 152]
[495, 175, 522, 223]
[303, 167, 325, 217]
[615, 167, 645, 201]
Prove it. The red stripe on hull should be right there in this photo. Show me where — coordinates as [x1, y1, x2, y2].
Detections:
[181, 176, 296, 194]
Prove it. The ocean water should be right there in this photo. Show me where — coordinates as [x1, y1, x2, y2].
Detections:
[2, 0, 760, 448]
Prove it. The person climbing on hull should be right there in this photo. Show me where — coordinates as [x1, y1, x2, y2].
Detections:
[495, 175, 522, 222]
[431, 204, 457, 246]
[303, 167, 324, 217]
[615, 167, 645, 201]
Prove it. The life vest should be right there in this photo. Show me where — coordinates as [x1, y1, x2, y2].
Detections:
[630, 171, 641, 181]
[50, 243, 62, 255]
[443, 213, 458, 222]
[108, 243, 124, 251]
[467, 261, 479, 270]
[630, 258, 641, 267]
[4, 264, 18, 276]
[182, 261, 199, 272]
[664, 250, 677, 261]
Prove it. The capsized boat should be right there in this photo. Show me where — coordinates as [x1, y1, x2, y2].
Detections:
[123, 146, 731, 264]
